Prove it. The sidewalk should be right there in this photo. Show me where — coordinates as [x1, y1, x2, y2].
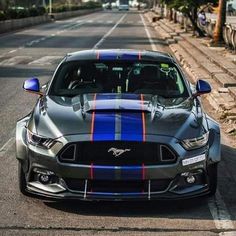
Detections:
[144, 11, 236, 132]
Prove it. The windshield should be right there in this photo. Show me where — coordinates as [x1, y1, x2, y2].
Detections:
[48, 60, 189, 98]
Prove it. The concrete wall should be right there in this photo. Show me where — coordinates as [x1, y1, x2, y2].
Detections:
[51, 8, 102, 20]
[0, 8, 102, 34]
[0, 15, 51, 34]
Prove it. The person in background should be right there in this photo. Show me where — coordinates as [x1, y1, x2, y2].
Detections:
[198, 10, 207, 26]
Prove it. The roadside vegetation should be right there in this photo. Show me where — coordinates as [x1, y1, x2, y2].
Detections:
[51, 1, 101, 13]
[0, 0, 101, 21]
[160, 0, 228, 43]
[161, 0, 218, 36]
[0, 6, 46, 20]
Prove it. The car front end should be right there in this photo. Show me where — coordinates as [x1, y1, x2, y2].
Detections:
[16, 50, 221, 201]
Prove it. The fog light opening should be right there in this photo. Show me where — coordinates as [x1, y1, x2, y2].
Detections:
[186, 175, 196, 184]
[38, 174, 51, 184]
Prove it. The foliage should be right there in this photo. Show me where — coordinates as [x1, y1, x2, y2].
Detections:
[161, 0, 218, 36]
[1, 6, 46, 20]
[5, 8, 18, 19]
[0, 10, 6, 20]
[0, 0, 101, 20]
[17, 8, 29, 18]
[52, 1, 102, 13]
[80, 1, 102, 9]
[29, 7, 39, 16]
[162, 0, 218, 11]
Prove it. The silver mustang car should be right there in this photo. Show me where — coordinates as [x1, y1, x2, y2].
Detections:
[16, 49, 221, 200]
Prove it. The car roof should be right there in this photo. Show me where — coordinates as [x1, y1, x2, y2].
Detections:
[65, 49, 175, 63]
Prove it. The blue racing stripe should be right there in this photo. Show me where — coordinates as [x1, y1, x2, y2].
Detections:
[120, 94, 144, 141]
[120, 166, 142, 180]
[120, 53, 139, 60]
[121, 93, 141, 100]
[99, 52, 117, 60]
[93, 94, 116, 141]
[121, 112, 143, 141]
[93, 165, 115, 180]
[93, 112, 116, 141]
[121, 93, 143, 141]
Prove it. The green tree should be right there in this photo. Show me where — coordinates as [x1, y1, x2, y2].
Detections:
[162, 0, 217, 36]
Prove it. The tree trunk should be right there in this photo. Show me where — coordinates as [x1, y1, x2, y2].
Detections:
[186, 11, 205, 37]
[169, 8, 173, 21]
[173, 10, 177, 23]
[213, 0, 227, 44]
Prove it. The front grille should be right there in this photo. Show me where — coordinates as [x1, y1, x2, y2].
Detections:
[58, 141, 177, 165]
[64, 179, 171, 193]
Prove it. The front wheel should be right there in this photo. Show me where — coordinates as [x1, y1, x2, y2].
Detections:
[208, 163, 218, 196]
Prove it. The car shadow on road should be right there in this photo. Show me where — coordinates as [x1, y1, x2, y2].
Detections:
[44, 197, 209, 218]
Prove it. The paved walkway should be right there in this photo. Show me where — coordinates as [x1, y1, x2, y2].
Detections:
[145, 11, 236, 126]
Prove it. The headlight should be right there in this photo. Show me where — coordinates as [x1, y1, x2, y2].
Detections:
[27, 130, 56, 149]
[181, 132, 209, 150]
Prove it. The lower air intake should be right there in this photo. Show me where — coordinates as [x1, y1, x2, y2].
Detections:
[160, 145, 176, 162]
[59, 144, 76, 161]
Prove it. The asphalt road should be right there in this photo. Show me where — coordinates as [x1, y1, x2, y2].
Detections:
[0, 10, 236, 236]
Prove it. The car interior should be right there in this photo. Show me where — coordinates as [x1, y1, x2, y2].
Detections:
[51, 61, 187, 98]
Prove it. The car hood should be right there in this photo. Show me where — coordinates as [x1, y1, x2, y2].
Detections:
[28, 94, 204, 141]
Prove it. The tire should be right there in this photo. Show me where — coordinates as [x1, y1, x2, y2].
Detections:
[18, 161, 28, 196]
[207, 163, 218, 196]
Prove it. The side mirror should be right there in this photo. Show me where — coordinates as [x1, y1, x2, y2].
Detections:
[23, 78, 43, 95]
[194, 80, 211, 96]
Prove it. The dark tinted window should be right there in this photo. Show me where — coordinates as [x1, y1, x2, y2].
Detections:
[49, 60, 189, 98]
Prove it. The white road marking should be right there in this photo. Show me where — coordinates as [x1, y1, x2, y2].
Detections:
[4, 14, 103, 55]
[29, 56, 62, 65]
[140, 14, 157, 51]
[24, 20, 92, 49]
[87, 20, 94, 23]
[8, 49, 17, 54]
[93, 14, 127, 49]
[0, 137, 14, 156]
[0, 56, 32, 66]
[219, 232, 236, 236]
[208, 190, 234, 230]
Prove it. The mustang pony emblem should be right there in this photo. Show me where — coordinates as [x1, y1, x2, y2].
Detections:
[108, 147, 131, 157]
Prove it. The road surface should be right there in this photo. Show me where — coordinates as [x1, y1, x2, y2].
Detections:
[0, 10, 236, 236]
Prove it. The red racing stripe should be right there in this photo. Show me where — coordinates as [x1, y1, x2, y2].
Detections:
[142, 163, 145, 180]
[138, 51, 142, 60]
[96, 51, 100, 60]
[141, 94, 146, 142]
[90, 163, 94, 179]
[90, 93, 97, 141]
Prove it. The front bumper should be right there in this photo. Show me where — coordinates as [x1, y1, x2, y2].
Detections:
[17, 127, 215, 201]
[26, 183, 210, 201]
[25, 154, 210, 200]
